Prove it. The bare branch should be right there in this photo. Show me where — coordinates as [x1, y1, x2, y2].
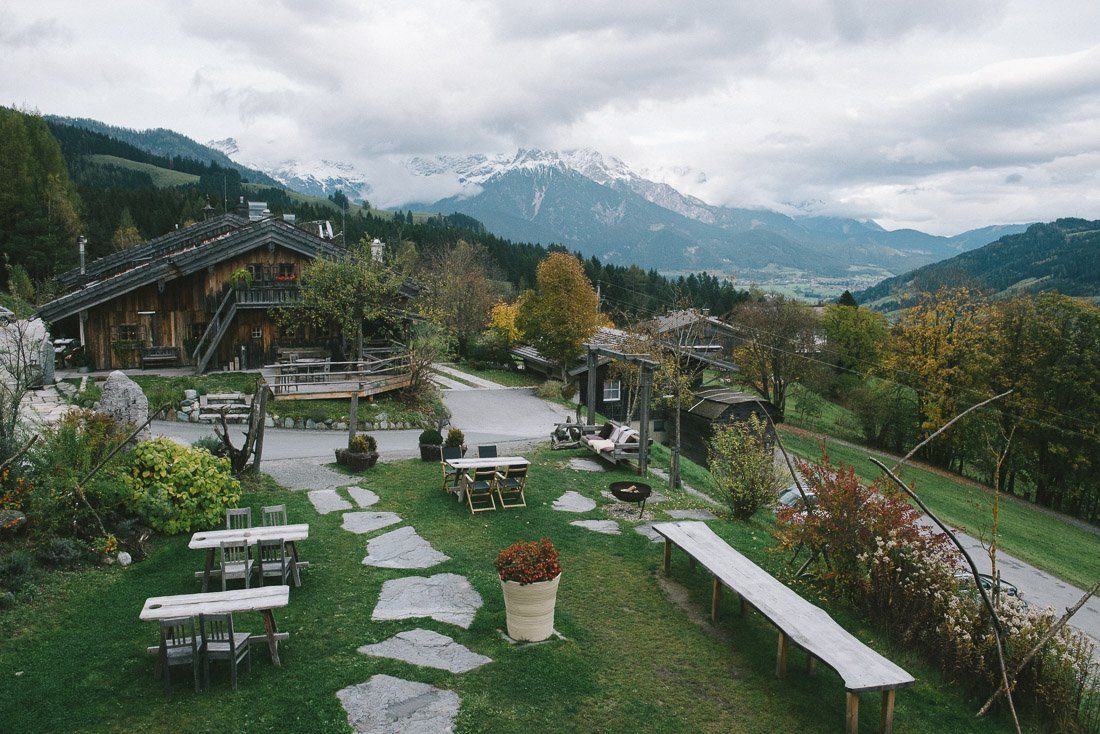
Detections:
[890, 389, 1012, 474]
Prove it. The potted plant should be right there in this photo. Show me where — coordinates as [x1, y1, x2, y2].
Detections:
[229, 268, 254, 289]
[495, 538, 562, 642]
[418, 428, 443, 462]
[443, 427, 466, 456]
[335, 433, 379, 472]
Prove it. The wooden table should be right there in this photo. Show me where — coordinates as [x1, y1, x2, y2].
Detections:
[140, 586, 290, 665]
[189, 524, 309, 592]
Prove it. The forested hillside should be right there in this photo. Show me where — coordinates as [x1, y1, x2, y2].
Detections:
[856, 218, 1100, 310]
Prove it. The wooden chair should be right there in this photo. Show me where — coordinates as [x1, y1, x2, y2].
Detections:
[261, 504, 288, 526]
[199, 613, 251, 691]
[476, 444, 498, 459]
[226, 507, 252, 530]
[156, 616, 200, 694]
[440, 446, 462, 493]
[464, 466, 498, 513]
[219, 541, 254, 591]
[495, 464, 528, 509]
[257, 538, 298, 587]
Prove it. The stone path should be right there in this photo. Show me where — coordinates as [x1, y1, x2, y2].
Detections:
[634, 523, 663, 543]
[267, 458, 351, 491]
[568, 457, 605, 472]
[348, 486, 380, 508]
[308, 489, 353, 515]
[667, 508, 718, 520]
[433, 363, 504, 389]
[342, 511, 403, 534]
[372, 573, 484, 628]
[19, 386, 72, 428]
[358, 629, 491, 674]
[362, 527, 450, 569]
[570, 519, 621, 535]
[337, 674, 460, 734]
[552, 490, 596, 513]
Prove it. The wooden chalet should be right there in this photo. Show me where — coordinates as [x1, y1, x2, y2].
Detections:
[38, 213, 416, 392]
[678, 388, 776, 467]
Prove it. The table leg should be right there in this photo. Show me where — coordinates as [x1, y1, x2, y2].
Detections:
[880, 689, 896, 734]
[776, 632, 789, 677]
[261, 609, 282, 666]
[201, 548, 214, 592]
[711, 576, 721, 623]
[846, 691, 860, 734]
[662, 539, 672, 576]
[287, 541, 302, 587]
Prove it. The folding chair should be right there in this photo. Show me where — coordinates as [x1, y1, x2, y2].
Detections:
[464, 466, 498, 513]
[476, 444, 498, 459]
[441, 446, 463, 493]
[495, 464, 528, 509]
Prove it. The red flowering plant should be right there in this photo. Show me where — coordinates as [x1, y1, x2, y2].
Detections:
[494, 538, 562, 585]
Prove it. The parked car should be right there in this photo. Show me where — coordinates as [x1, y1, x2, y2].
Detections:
[954, 572, 1021, 599]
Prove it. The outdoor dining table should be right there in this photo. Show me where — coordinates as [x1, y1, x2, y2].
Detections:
[444, 456, 530, 500]
[140, 585, 291, 666]
[189, 524, 309, 592]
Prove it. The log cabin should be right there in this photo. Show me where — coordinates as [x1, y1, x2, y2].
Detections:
[37, 211, 414, 374]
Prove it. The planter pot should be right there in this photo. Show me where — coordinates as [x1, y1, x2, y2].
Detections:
[335, 449, 379, 472]
[501, 573, 561, 642]
[420, 443, 442, 462]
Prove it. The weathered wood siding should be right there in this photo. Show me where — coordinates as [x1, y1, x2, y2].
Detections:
[83, 244, 313, 370]
[679, 402, 776, 468]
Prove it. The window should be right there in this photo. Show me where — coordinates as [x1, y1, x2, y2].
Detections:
[116, 324, 139, 341]
[251, 326, 263, 340]
[277, 262, 297, 281]
[248, 263, 265, 282]
[602, 379, 621, 402]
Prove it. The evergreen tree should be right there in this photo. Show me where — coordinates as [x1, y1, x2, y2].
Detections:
[111, 207, 143, 250]
[837, 289, 858, 307]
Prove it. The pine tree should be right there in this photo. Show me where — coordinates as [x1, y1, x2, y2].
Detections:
[111, 207, 143, 250]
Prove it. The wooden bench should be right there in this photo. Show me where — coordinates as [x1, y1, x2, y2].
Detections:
[140, 346, 181, 369]
[578, 421, 651, 465]
[654, 521, 914, 734]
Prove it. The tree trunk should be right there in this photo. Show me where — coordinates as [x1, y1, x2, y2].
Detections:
[670, 400, 682, 489]
[349, 328, 364, 442]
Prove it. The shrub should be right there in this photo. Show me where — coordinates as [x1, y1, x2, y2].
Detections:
[348, 434, 377, 453]
[560, 381, 577, 400]
[0, 549, 34, 591]
[419, 429, 443, 446]
[708, 414, 786, 520]
[444, 427, 464, 448]
[35, 537, 90, 569]
[191, 435, 227, 457]
[536, 380, 563, 400]
[124, 438, 241, 534]
[495, 539, 561, 585]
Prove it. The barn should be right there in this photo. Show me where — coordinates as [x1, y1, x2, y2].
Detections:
[678, 388, 777, 467]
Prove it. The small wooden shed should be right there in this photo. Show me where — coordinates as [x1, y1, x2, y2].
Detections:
[678, 388, 776, 468]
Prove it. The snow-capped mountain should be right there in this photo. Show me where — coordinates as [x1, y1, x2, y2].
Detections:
[208, 138, 373, 203]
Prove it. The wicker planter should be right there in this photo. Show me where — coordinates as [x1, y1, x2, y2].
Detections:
[419, 444, 442, 462]
[501, 573, 561, 642]
[335, 449, 379, 472]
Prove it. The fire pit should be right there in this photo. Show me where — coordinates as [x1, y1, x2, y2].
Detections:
[609, 481, 652, 519]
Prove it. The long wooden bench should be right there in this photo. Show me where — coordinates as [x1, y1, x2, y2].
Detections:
[654, 521, 914, 734]
[140, 345, 181, 369]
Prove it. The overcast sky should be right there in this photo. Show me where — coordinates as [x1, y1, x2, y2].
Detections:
[3, 0, 1099, 234]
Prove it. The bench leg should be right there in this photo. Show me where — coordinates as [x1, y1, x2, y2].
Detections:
[776, 632, 789, 677]
[261, 610, 282, 667]
[739, 594, 747, 616]
[806, 654, 816, 675]
[201, 549, 214, 592]
[663, 539, 672, 576]
[846, 691, 859, 734]
[880, 689, 895, 734]
[711, 576, 721, 623]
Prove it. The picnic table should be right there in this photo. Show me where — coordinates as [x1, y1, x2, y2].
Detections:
[189, 524, 309, 592]
[140, 586, 290, 665]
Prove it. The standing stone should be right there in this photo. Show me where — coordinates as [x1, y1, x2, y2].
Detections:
[97, 371, 149, 440]
[283, 417, 295, 428]
[183, 389, 199, 400]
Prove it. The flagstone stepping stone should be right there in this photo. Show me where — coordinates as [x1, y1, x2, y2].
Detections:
[372, 573, 483, 628]
[309, 489, 352, 515]
[553, 491, 596, 513]
[337, 674, 460, 734]
[342, 511, 402, 534]
[568, 457, 605, 472]
[633, 523, 663, 543]
[362, 527, 449, 569]
[358, 629, 491, 673]
[570, 519, 621, 535]
[347, 486, 380, 508]
[666, 508, 718, 521]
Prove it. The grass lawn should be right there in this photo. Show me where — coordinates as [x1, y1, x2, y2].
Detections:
[0, 449, 1023, 733]
[128, 373, 262, 411]
[444, 362, 542, 388]
[778, 428, 1100, 591]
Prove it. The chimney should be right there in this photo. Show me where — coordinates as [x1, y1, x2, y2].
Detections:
[236, 196, 249, 219]
[202, 203, 216, 221]
[370, 238, 384, 262]
[78, 235, 86, 275]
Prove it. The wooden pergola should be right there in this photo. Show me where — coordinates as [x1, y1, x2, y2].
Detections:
[584, 343, 660, 476]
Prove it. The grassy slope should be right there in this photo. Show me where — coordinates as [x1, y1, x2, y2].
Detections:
[86, 154, 200, 187]
[0, 452, 1022, 733]
[778, 429, 1100, 591]
[445, 362, 542, 388]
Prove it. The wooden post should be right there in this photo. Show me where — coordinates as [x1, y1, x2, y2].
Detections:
[348, 393, 359, 444]
[251, 386, 268, 471]
[585, 347, 598, 425]
[880, 689, 896, 734]
[776, 632, 789, 677]
[637, 365, 651, 476]
[711, 576, 721, 622]
[662, 539, 672, 576]
[845, 692, 859, 734]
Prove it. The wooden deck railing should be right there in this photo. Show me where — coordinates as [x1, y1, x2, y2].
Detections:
[266, 353, 412, 398]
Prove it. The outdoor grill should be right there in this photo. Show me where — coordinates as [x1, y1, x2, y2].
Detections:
[609, 481, 652, 518]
